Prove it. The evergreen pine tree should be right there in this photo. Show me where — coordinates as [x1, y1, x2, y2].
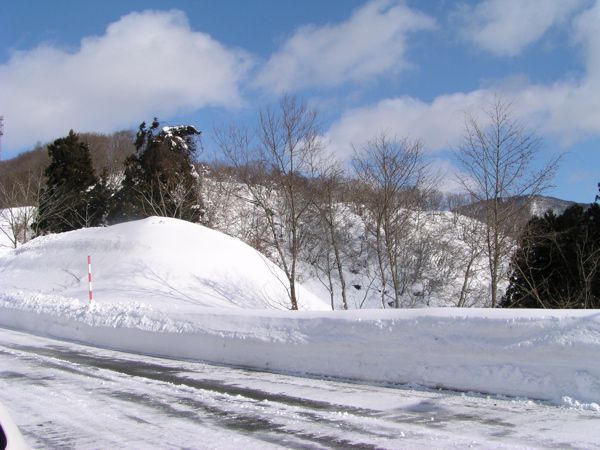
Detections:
[35, 130, 108, 234]
[109, 118, 202, 223]
[502, 204, 600, 308]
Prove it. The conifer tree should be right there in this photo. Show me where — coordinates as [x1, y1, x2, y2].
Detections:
[35, 130, 108, 234]
[502, 204, 600, 308]
[109, 118, 202, 223]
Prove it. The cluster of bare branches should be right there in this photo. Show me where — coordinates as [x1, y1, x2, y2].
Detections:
[351, 135, 429, 308]
[0, 173, 39, 248]
[215, 95, 323, 310]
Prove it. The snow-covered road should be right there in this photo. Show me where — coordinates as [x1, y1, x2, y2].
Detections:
[1, 327, 599, 449]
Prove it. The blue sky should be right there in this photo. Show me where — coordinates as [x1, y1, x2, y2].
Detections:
[1, 0, 598, 203]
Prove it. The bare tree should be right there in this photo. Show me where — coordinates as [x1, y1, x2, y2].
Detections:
[134, 171, 202, 221]
[215, 95, 323, 310]
[201, 164, 271, 251]
[454, 212, 487, 307]
[455, 97, 559, 307]
[0, 173, 38, 248]
[352, 134, 427, 308]
[441, 193, 488, 307]
[82, 130, 136, 175]
[306, 162, 350, 310]
[0, 168, 82, 243]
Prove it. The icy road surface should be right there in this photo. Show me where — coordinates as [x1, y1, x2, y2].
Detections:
[1, 327, 599, 449]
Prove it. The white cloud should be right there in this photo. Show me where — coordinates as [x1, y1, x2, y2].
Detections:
[255, 0, 435, 93]
[327, 1, 600, 158]
[459, 0, 585, 57]
[325, 81, 591, 158]
[326, 90, 490, 158]
[521, 1, 600, 140]
[0, 10, 251, 151]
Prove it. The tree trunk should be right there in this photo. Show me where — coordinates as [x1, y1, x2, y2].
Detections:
[330, 224, 348, 310]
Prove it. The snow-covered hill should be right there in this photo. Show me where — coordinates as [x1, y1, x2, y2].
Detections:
[0, 216, 328, 311]
[528, 194, 586, 217]
[460, 194, 584, 222]
[203, 178, 495, 309]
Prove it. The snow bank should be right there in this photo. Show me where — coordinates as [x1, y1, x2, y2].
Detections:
[1, 217, 599, 407]
[1, 294, 599, 407]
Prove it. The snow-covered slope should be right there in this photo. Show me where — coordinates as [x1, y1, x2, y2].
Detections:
[203, 177, 495, 309]
[0, 217, 328, 311]
[527, 195, 583, 217]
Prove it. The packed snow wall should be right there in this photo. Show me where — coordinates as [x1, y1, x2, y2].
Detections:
[1, 298, 599, 408]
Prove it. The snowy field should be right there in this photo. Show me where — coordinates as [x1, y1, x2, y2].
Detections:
[1, 217, 600, 412]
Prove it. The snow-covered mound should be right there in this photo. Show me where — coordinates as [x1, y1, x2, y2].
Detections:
[0, 217, 328, 311]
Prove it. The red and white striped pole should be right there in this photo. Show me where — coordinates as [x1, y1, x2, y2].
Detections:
[88, 255, 93, 303]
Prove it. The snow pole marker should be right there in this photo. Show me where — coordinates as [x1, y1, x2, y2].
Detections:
[88, 255, 93, 303]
